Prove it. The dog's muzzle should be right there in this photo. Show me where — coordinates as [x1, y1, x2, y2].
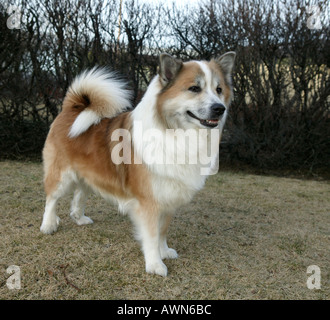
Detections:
[187, 103, 226, 128]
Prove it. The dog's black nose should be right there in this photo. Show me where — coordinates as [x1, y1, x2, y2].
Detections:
[211, 103, 226, 116]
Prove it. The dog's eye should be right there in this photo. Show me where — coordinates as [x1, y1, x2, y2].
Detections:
[216, 87, 222, 94]
[188, 86, 201, 93]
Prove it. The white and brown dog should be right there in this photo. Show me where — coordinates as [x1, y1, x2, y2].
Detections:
[40, 52, 236, 276]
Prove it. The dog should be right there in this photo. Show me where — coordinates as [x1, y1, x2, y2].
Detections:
[40, 52, 236, 276]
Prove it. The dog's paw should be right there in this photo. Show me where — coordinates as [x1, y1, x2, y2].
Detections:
[40, 216, 60, 234]
[146, 261, 168, 277]
[160, 248, 178, 260]
[73, 215, 94, 226]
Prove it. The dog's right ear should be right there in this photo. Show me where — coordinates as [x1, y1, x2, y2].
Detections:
[159, 53, 183, 87]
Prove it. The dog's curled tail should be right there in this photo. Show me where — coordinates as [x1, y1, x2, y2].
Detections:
[65, 67, 132, 138]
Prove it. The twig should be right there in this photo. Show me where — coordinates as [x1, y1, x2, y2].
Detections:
[228, 265, 240, 271]
[58, 264, 81, 292]
[0, 274, 12, 287]
[222, 226, 235, 232]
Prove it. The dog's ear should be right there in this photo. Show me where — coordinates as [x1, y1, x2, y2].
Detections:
[159, 53, 183, 87]
[214, 51, 236, 75]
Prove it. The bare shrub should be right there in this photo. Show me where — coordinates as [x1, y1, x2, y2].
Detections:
[0, 0, 329, 170]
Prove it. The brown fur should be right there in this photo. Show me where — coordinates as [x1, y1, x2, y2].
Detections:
[157, 62, 203, 110]
[156, 62, 204, 127]
[208, 59, 232, 104]
[43, 103, 154, 207]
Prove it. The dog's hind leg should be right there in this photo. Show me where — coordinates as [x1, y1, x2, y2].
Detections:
[40, 170, 75, 234]
[70, 185, 93, 226]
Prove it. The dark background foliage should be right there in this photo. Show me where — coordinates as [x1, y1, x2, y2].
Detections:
[1, 0, 329, 172]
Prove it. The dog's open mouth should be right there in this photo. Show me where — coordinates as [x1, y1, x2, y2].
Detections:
[187, 111, 219, 128]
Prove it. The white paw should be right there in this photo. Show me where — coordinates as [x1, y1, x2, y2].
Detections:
[40, 216, 60, 234]
[73, 215, 94, 226]
[146, 261, 168, 277]
[160, 248, 178, 260]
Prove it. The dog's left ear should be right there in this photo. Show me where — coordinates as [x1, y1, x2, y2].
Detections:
[159, 53, 183, 87]
[214, 51, 236, 75]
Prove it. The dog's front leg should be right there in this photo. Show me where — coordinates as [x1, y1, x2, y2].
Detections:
[159, 213, 178, 260]
[131, 207, 167, 277]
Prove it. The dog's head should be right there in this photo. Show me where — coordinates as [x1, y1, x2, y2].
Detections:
[156, 52, 235, 130]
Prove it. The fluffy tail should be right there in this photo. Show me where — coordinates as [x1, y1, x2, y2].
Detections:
[65, 67, 132, 138]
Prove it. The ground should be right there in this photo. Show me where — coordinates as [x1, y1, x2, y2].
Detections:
[0, 161, 329, 299]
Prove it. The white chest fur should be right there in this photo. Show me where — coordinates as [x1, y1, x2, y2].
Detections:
[150, 163, 207, 210]
[131, 76, 219, 211]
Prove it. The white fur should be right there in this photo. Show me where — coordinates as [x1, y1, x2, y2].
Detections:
[68, 109, 101, 138]
[70, 187, 93, 225]
[40, 170, 81, 234]
[130, 211, 168, 276]
[68, 67, 132, 138]
[40, 171, 97, 234]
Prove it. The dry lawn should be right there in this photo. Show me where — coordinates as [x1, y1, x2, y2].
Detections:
[0, 161, 329, 300]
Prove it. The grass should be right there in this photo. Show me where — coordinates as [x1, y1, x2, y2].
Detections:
[0, 160, 329, 300]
